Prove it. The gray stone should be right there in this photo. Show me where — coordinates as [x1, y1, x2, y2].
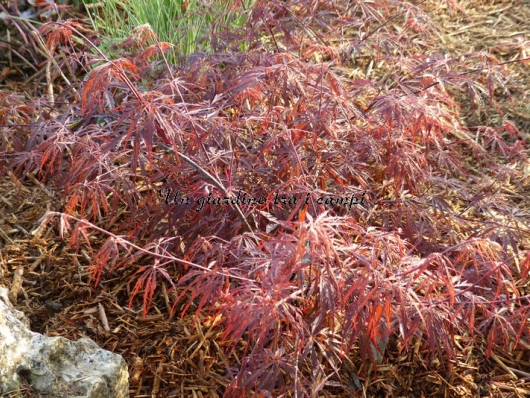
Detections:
[0, 287, 129, 397]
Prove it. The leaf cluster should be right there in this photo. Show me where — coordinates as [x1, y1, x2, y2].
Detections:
[1, 0, 529, 395]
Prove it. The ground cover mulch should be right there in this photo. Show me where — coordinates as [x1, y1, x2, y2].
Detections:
[1, 0, 530, 397]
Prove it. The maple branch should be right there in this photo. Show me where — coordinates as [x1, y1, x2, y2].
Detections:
[156, 140, 255, 233]
[40, 211, 256, 282]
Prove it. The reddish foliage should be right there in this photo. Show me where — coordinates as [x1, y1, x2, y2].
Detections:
[2, 0, 529, 396]
[39, 20, 87, 56]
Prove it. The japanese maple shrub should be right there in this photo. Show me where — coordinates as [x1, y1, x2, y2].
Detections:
[1, 0, 529, 396]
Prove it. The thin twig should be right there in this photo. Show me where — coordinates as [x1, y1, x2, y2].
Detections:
[42, 211, 256, 282]
[155, 141, 255, 233]
[46, 59, 54, 105]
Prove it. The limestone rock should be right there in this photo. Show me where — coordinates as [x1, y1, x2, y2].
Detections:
[0, 287, 129, 397]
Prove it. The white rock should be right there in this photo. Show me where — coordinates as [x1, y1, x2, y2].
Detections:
[0, 287, 129, 397]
